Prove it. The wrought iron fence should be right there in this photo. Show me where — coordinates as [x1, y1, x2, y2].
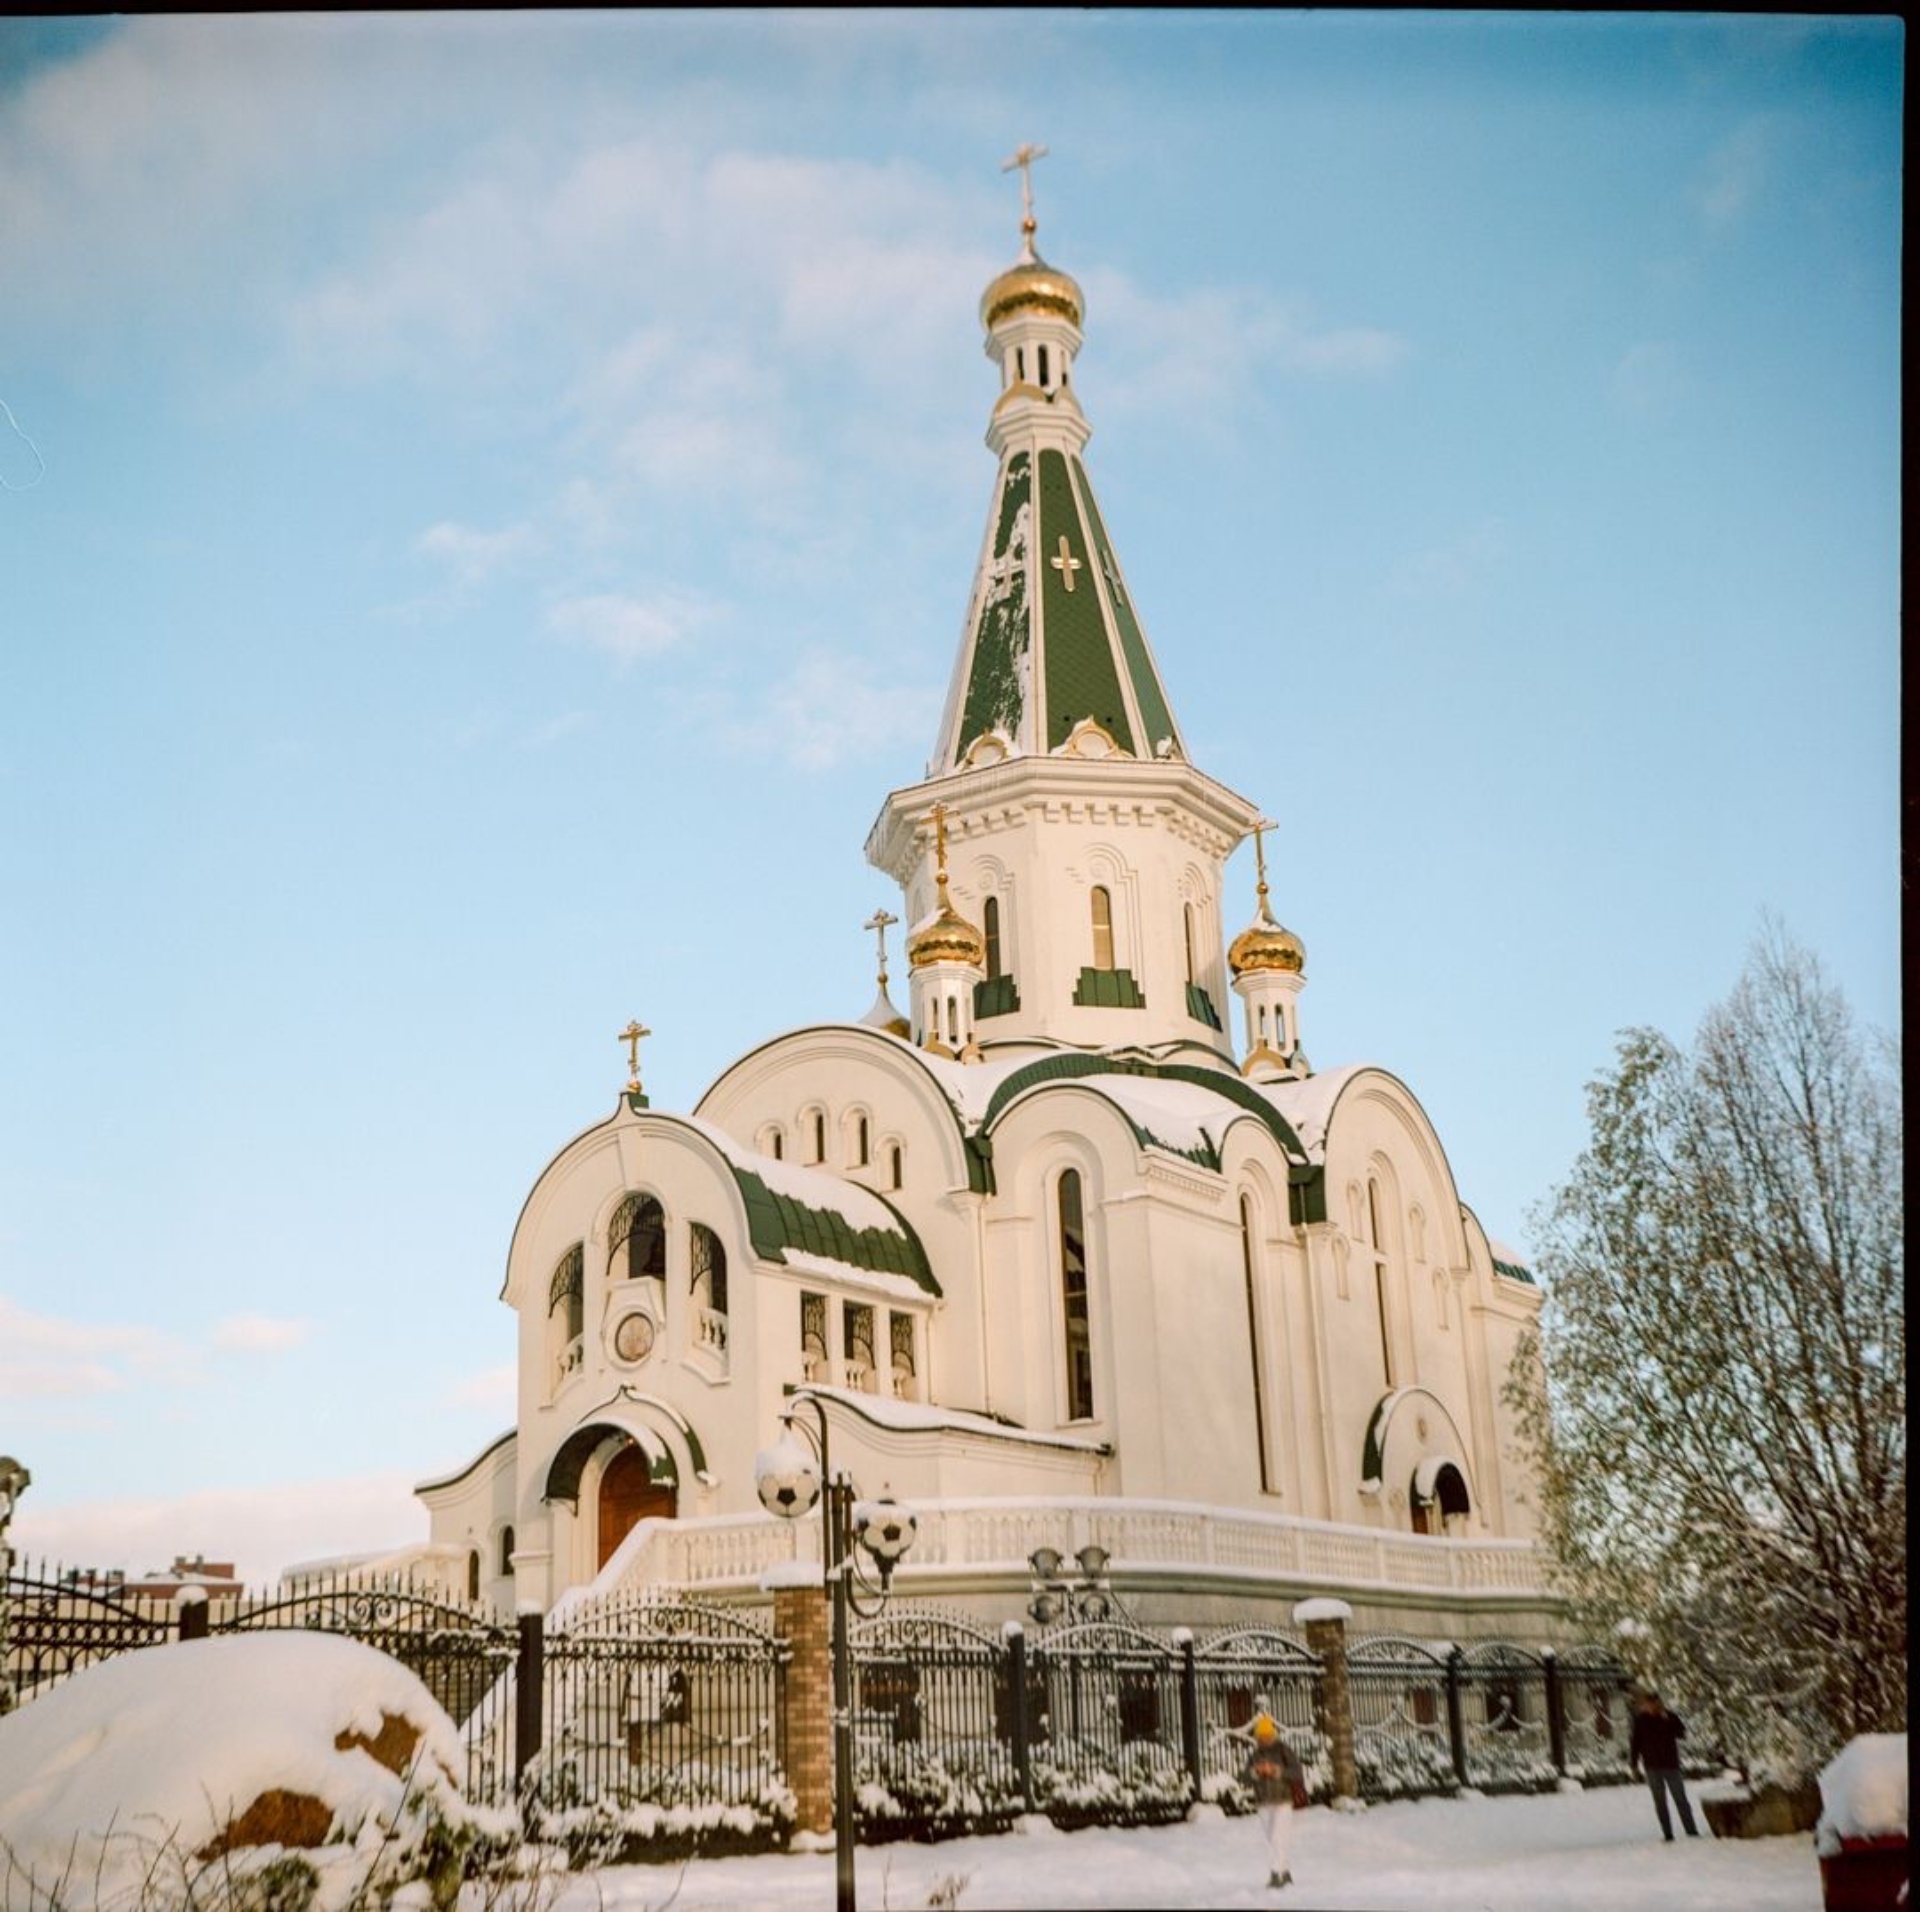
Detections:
[1455, 1640, 1559, 1793]
[1, 1561, 176, 1705]
[212, 1576, 520, 1807]
[530, 1590, 789, 1854]
[1552, 1644, 1636, 1783]
[1192, 1625, 1329, 1800]
[1348, 1634, 1459, 1799]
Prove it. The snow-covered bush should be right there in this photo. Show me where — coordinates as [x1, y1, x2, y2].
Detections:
[853, 1738, 1021, 1844]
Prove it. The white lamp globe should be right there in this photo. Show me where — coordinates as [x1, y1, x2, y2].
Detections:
[852, 1495, 918, 1565]
[754, 1434, 822, 1519]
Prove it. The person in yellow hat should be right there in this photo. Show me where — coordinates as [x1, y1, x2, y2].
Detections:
[1241, 1699, 1308, 1890]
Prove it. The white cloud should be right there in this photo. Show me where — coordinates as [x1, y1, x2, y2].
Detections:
[211, 1314, 311, 1354]
[1693, 117, 1775, 228]
[545, 591, 710, 664]
[413, 518, 543, 585]
[724, 650, 940, 771]
[8, 1470, 426, 1589]
[0, 1296, 198, 1393]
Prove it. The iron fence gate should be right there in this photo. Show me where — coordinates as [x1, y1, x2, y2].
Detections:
[1028, 1619, 1193, 1827]
[533, 1592, 787, 1832]
[849, 1607, 1022, 1840]
[1193, 1626, 1328, 1798]
[1554, 1645, 1635, 1782]
[1348, 1635, 1458, 1799]
[213, 1579, 520, 1807]
[1, 1564, 174, 1706]
[1455, 1641, 1559, 1792]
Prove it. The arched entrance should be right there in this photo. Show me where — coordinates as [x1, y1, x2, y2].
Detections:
[598, 1442, 677, 1570]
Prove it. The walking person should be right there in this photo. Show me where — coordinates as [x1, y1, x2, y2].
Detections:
[1241, 1703, 1308, 1890]
[1629, 1689, 1701, 1841]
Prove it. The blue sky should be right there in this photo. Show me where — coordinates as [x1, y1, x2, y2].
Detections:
[0, 12, 1901, 1582]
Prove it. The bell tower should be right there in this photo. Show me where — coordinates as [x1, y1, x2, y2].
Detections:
[867, 150, 1262, 1062]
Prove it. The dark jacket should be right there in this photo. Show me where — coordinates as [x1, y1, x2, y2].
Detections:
[1630, 1704, 1687, 1773]
[1244, 1733, 1307, 1807]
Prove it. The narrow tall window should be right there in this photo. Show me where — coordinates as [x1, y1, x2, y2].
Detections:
[1038, 343, 1051, 387]
[855, 1114, 870, 1167]
[889, 1143, 904, 1191]
[1090, 886, 1115, 971]
[844, 1303, 876, 1392]
[499, 1526, 515, 1577]
[1184, 902, 1199, 985]
[890, 1313, 918, 1400]
[1059, 1168, 1094, 1420]
[690, 1223, 728, 1318]
[1367, 1178, 1394, 1387]
[810, 1111, 826, 1164]
[1241, 1196, 1274, 1492]
[801, 1291, 828, 1382]
[550, 1245, 584, 1345]
[610, 1194, 666, 1283]
[983, 896, 1003, 980]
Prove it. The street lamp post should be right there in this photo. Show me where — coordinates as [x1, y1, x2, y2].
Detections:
[755, 1392, 915, 1912]
[1026, 1541, 1118, 1626]
[0, 1455, 30, 1717]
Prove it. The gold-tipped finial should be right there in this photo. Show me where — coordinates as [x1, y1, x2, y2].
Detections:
[864, 907, 899, 990]
[618, 1019, 651, 1093]
[906, 801, 986, 972]
[1252, 817, 1276, 915]
[1002, 142, 1049, 257]
[1228, 819, 1306, 978]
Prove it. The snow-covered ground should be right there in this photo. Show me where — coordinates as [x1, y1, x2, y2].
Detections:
[530, 1785, 1824, 1910]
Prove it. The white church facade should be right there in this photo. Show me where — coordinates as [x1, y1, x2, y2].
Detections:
[413, 177, 1557, 1640]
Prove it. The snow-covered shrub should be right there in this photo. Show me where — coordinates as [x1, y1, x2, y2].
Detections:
[1033, 1737, 1193, 1831]
[853, 1738, 1022, 1844]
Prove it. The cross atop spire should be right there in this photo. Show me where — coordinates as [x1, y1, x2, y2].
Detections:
[1001, 142, 1049, 258]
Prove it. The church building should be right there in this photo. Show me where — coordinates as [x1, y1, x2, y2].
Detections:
[414, 166, 1555, 1638]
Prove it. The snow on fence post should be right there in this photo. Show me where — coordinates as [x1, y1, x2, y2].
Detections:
[1174, 1627, 1202, 1803]
[1004, 1619, 1035, 1815]
[514, 1604, 544, 1788]
[1542, 1647, 1566, 1776]
[1293, 1597, 1358, 1802]
[1445, 1645, 1469, 1788]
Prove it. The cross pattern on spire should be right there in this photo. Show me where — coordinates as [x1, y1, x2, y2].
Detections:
[1051, 535, 1082, 592]
[1098, 543, 1127, 608]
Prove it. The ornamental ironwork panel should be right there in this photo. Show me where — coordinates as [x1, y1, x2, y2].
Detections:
[535, 1592, 786, 1824]
[1193, 1625, 1328, 1799]
[1456, 1640, 1559, 1794]
[1347, 1635, 1457, 1800]
[1555, 1644, 1635, 1782]
[214, 1576, 520, 1806]
[2, 1564, 174, 1704]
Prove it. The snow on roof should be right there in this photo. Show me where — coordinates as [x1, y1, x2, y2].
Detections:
[909, 1046, 1036, 1123]
[1256, 1064, 1367, 1157]
[0, 1632, 514, 1901]
[1092, 1075, 1241, 1154]
[800, 1384, 1107, 1452]
[681, 1115, 906, 1236]
[778, 1249, 937, 1305]
[1816, 1734, 1908, 1855]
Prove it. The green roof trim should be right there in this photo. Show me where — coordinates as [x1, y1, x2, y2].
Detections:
[1492, 1255, 1537, 1287]
[726, 1164, 940, 1296]
[954, 451, 1032, 761]
[1071, 455, 1179, 756]
[1185, 981, 1224, 1030]
[978, 1054, 1315, 1175]
[1072, 965, 1146, 1009]
[973, 973, 1021, 1019]
[1039, 449, 1134, 753]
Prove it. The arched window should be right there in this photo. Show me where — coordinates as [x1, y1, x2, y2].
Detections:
[467, 1549, 480, 1601]
[771, 1130, 784, 1160]
[889, 1143, 904, 1191]
[1058, 1168, 1094, 1420]
[800, 1291, 828, 1383]
[890, 1313, 918, 1401]
[854, 1114, 871, 1167]
[1090, 886, 1115, 971]
[1366, 1178, 1395, 1388]
[549, 1245, 584, 1345]
[1240, 1196, 1273, 1492]
[690, 1223, 728, 1317]
[1184, 902, 1199, 985]
[809, 1110, 827, 1164]
[983, 896, 1003, 980]
[610, 1195, 666, 1283]
[499, 1526, 516, 1577]
[844, 1303, 877, 1392]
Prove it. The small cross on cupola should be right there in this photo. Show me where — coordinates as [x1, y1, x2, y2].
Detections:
[619, 1018, 652, 1106]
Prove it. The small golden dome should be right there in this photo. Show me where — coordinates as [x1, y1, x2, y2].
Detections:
[1228, 909, 1306, 978]
[980, 252, 1084, 331]
[907, 892, 986, 971]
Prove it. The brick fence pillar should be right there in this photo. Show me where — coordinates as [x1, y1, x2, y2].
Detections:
[1294, 1597, 1358, 1802]
[771, 1576, 833, 1840]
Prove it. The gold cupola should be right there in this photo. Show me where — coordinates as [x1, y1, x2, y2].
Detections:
[905, 803, 985, 972]
[980, 142, 1083, 331]
[1228, 910, 1306, 978]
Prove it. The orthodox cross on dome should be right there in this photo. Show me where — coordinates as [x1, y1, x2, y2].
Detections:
[1050, 535, 1082, 592]
[618, 1018, 651, 1093]
[1251, 818, 1277, 913]
[1001, 141, 1049, 255]
[864, 907, 899, 989]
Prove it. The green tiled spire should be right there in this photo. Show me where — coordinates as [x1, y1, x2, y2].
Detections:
[933, 235, 1186, 771]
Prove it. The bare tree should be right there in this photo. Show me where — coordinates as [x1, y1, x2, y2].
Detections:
[1509, 923, 1904, 1783]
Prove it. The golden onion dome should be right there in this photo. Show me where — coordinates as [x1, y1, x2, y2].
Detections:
[1228, 909, 1307, 978]
[980, 250, 1084, 331]
[907, 887, 986, 971]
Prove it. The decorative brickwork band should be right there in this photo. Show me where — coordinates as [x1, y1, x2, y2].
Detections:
[774, 1582, 835, 1838]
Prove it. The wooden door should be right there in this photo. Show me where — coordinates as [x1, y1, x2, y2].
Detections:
[598, 1444, 677, 1569]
